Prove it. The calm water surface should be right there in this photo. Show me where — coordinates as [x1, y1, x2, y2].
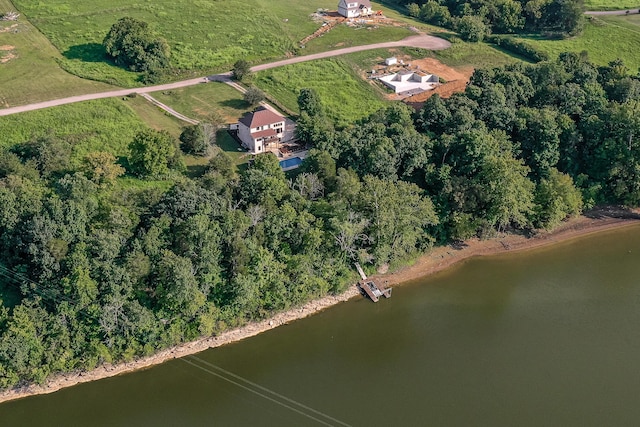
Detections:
[2, 225, 640, 426]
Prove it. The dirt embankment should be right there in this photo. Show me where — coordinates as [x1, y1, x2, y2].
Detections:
[1, 208, 639, 404]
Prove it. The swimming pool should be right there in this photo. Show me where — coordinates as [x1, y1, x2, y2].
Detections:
[279, 156, 303, 170]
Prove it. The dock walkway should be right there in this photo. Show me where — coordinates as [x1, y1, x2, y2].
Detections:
[357, 280, 392, 303]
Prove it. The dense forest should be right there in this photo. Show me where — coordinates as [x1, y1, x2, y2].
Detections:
[1, 51, 640, 389]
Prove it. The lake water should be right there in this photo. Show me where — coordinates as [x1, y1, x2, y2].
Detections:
[2, 225, 640, 426]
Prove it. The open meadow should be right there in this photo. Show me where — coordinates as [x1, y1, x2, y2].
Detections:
[518, 15, 640, 72]
[254, 58, 389, 126]
[7, 0, 412, 87]
[0, 98, 154, 165]
[0, 0, 115, 107]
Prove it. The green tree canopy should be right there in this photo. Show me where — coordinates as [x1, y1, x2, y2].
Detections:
[103, 17, 170, 73]
[243, 87, 265, 106]
[128, 129, 179, 177]
[179, 125, 208, 155]
[232, 59, 251, 81]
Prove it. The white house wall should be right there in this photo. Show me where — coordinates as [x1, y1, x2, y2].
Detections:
[238, 124, 257, 153]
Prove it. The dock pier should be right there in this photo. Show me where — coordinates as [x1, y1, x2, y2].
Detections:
[354, 263, 392, 303]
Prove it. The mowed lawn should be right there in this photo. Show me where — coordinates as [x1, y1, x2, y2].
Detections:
[518, 16, 640, 71]
[0, 0, 114, 108]
[10, 0, 412, 87]
[151, 82, 253, 124]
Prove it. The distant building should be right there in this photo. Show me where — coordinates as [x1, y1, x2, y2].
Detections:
[385, 57, 397, 66]
[337, 0, 372, 18]
[237, 107, 286, 154]
[378, 71, 439, 95]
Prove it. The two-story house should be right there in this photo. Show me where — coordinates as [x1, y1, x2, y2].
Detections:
[338, 0, 372, 18]
[237, 107, 286, 154]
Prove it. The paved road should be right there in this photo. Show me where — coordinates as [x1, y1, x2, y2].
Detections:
[585, 9, 640, 15]
[0, 34, 450, 117]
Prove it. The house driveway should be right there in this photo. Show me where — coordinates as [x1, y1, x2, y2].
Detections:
[0, 34, 451, 117]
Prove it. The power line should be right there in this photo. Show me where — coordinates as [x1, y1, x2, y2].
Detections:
[182, 356, 351, 427]
[0, 265, 351, 426]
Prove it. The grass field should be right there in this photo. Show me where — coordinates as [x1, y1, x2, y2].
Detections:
[519, 16, 640, 72]
[0, 0, 115, 107]
[432, 40, 521, 68]
[8, 0, 413, 87]
[0, 98, 153, 166]
[151, 82, 253, 124]
[302, 24, 412, 54]
[584, 1, 640, 10]
[253, 58, 389, 126]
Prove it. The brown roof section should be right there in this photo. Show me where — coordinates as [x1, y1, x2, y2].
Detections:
[239, 107, 284, 129]
[251, 128, 277, 139]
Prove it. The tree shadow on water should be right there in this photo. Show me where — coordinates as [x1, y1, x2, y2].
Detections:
[63, 43, 108, 63]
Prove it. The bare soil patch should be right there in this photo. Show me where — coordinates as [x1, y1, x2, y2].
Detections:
[396, 57, 474, 108]
[0, 23, 18, 33]
[0, 45, 16, 63]
[411, 57, 470, 81]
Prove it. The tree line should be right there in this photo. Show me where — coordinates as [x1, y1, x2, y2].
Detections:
[1, 50, 639, 389]
[398, 0, 585, 41]
[298, 52, 640, 237]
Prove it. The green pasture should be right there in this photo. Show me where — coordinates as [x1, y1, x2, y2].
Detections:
[151, 82, 253, 123]
[302, 24, 412, 54]
[9, 0, 413, 87]
[124, 96, 185, 138]
[518, 16, 640, 72]
[253, 58, 388, 126]
[0, 0, 114, 108]
[0, 98, 150, 165]
[432, 40, 521, 68]
[584, 1, 640, 10]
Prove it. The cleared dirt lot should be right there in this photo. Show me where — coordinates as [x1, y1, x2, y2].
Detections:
[404, 57, 474, 108]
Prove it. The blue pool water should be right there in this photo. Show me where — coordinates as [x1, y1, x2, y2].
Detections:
[279, 156, 303, 169]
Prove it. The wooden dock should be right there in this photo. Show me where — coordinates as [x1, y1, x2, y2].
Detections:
[354, 263, 392, 302]
[357, 280, 392, 303]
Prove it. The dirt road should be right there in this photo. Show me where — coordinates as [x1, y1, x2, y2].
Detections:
[0, 34, 450, 117]
[585, 9, 640, 15]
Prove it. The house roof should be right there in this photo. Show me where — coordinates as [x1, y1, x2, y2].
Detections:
[239, 107, 284, 128]
[339, 0, 371, 10]
[251, 128, 277, 139]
